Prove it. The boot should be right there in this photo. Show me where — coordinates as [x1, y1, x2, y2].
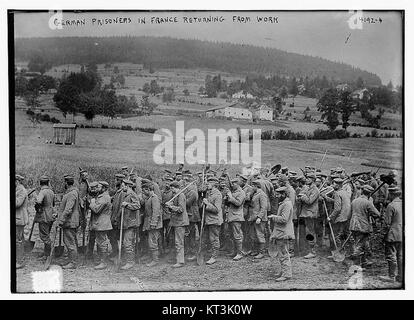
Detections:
[172, 263, 184, 268]
[120, 262, 135, 270]
[146, 251, 159, 267]
[233, 242, 243, 261]
[62, 262, 77, 269]
[206, 257, 216, 265]
[16, 262, 24, 269]
[254, 244, 265, 259]
[94, 261, 108, 270]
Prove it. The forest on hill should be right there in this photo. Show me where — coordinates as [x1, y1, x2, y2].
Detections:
[14, 36, 382, 85]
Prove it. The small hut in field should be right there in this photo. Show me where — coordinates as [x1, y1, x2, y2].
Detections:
[53, 124, 77, 145]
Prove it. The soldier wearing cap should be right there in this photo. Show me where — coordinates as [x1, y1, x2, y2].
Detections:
[278, 173, 297, 256]
[175, 171, 185, 188]
[349, 185, 381, 268]
[268, 186, 294, 281]
[161, 176, 174, 255]
[108, 173, 126, 259]
[247, 180, 268, 259]
[57, 174, 80, 269]
[238, 174, 253, 252]
[118, 179, 141, 270]
[182, 171, 199, 261]
[218, 175, 232, 255]
[201, 176, 223, 265]
[89, 181, 112, 270]
[297, 173, 320, 259]
[35, 175, 56, 259]
[121, 166, 129, 179]
[224, 178, 246, 261]
[165, 181, 189, 268]
[15, 174, 28, 269]
[141, 179, 163, 267]
[379, 187, 403, 283]
[325, 178, 351, 251]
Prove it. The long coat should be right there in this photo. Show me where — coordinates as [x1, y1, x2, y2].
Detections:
[169, 192, 189, 227]
[121, 189, 141, 229]
[90, 191, 112, 231]
[242, 184, 254, 220]
[383, 198, 402, 242]
[142, 192, 163, 231]
[58, 186, 80, 229]
[270, 197, 295, 240]
[329, 189, 351, 223]
[185, 184, 200, 223]
[161, 189, 173, 221]
[226, 187, 245, 222]
[111, 188, 125, 228]
[349, 195, 380, 233]
[16, 184, 29, 226]
[298, 184, 319, 218]
[35, 185, 55, 223]
[248, 189, 268, 222]
[204, 187, 223, 226]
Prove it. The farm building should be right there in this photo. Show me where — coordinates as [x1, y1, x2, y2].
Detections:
[232, 91, 254, 100]
[351, 88, 371, 100]
[254, 105, 273, 121]
[53, 124, 77, 145]
[205, 102, 253, 120]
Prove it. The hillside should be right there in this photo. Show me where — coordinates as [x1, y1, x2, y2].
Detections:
[14, 36, 382, 85]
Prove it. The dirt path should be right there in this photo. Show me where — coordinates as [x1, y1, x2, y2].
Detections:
[16, 249, 401, 293]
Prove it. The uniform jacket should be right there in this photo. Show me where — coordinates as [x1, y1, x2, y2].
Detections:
[248, 189, 268, 222]
[90, 191, 112, 231]
[79, 180, 89, 209]
[242, 184, 254, 219]
[169, 192, 189, 227]
[121, 188, 141, 229]
[204, 187, 223, 226]
[35, 185, 55, 223]
[111, 188, 125, 228]
[329, 189, 351, 223]
[143, 192, 163, 231]
[58, 186, 80, 229]
[185, 184, 199, 222]
[349, 195, 380, 233]
[286, 184, 296, 219]
[161, 189, 174, 220]
[16, 184, 29, 226]
[298, 184, 319, 218]
[270, 197, 295, 240]
[383, 198, 402, 242]
[226, 186, 245, 222]
[153, 182, 162, 201]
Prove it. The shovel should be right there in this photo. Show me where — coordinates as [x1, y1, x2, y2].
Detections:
[54, 227, 64, 258]
[196, 205, 206, 266]
[322, 199, 342, 262]
[268, 238, 278, 258]
[24, 220, 36, 253]
[77, 226, 87, 255]
[322, 218, 330, 248]
[44, 226, 59, 270]
[332, 233, 353, 263]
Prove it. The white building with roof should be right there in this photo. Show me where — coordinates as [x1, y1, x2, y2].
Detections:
[205, 103, 252, 120]
[253, 105, 273, 121]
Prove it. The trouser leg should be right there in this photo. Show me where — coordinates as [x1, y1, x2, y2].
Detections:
[174, 226, 185, 264]
[385, 241, 398, 278]
[38, 222, 52, 254]
[62, 228, 78, 265]
[87, 230, 96, 257]
[230, 221, 243, 254]
[108, 228, 119, 256]
[16, 226, 25, 265]
[396, 242, 403, 281]
[122, 228, 136, 263]
[254, 221, 266, 253]
[208, 224, 220, 259]
[304, 217, 316, 254]
[95, 231, 109, 263]
[276, 239, 292, 278]
[148, 229, 161, 262]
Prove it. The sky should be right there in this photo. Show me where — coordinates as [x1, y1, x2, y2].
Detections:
[13, 10, 403, 86]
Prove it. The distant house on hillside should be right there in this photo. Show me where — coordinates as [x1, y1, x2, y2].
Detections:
[232, 91, 254, 100]
[297, 84, 306, 95]
[336, 84, 350, 92]
[205, 102, 252, 121]
[253, 105, 273, 121]
[351, 88, 371, 100]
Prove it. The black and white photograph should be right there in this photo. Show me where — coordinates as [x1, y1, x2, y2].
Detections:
[7, 7, 406, 295]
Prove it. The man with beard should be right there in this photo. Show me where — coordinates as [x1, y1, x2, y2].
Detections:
[297, 173, 320, 259]
[34, 175, 55, 260]
[57, 174, 80, 269]
[248, 180, 268, 260]
[108, 173, 125, 260]
[89, 181, 112, 270]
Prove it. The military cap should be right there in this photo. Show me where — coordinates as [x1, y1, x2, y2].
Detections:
[335, 167, 344, 173]
[39, 175, 49, 182]
[164, 176, 174, 182]
[207, 177, 219, 183]
[16, 174, 25, 181]
[196, 171, 203, 176]
[251, 180, 262, 187]
[307, 173, 317, 179]
[122, 179, 134, 186]
[64, 174, 74, 182]
[297, 176, 306, 182]
[121, 166, 128, 170]
[175, 171, 183, 176]
[205, 172, 214, 178]
[141, 178, 152, 185]
[388, 186, 401, 194]
[275, 186, 288, 193]
[333, 178, 344, 184]
[281, 166, 288, 172]
[362, 185, 374, 193]
[356, 178, 365, 184]
[315, 177, 322, 182]
[89, 181, 99, 188]
[99, 181, 109, 188]
[170, 181, 180, 188]
[231, 178, 239, 184]
[330, 174, 340, 179]
[269, 175, 279, 182]
[288, 171, 297, 176]
[183, 171, 193, 177]
[239, 174, 249, 181]
[115, 173, 125, 179]
[80, 169, 88, 174]
[130, 173, 136, 178]
[164, 169, 172, 174]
